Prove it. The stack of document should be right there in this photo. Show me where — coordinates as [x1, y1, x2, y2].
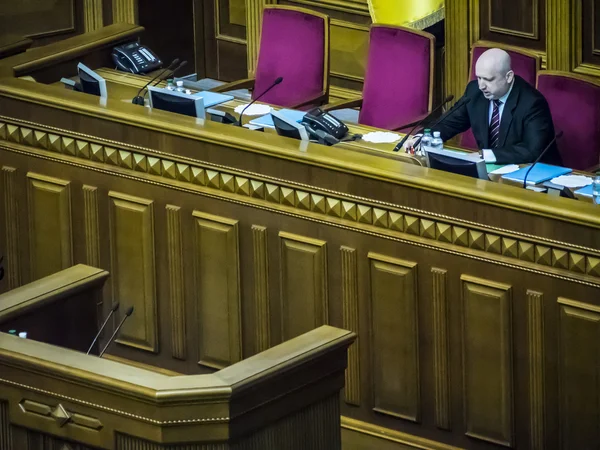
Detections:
[501, 163, 572, 185]
[249, 109, 306, 128]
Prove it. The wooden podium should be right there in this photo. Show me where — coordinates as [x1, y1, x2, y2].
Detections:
[0, 266, 355, 450]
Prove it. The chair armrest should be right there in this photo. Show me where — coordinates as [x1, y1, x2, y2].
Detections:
[210, 78, 255, 93]
[321, 97, 363, 112]
[584, 163, 600, 173]
[291, 92, 330, 110]
[392, 111, 431, 131]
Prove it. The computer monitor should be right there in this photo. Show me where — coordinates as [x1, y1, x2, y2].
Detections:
[425, 147, 488, 180]
[148, 86, 206, 119]
[77, 63, 107, 98]
[272, 111, 309, 141]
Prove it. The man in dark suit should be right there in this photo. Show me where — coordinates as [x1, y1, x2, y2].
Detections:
[423, 48, 562, 165]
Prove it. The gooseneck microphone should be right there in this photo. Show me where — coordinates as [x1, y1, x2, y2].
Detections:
[410, 97, 472, 151]
[152, 60, 188, 88]
[99, 306, 134, 357]
[87, 301, 120, 355]
[132, 58, 180, 105]
[393, 95, 455, 152]
[522, 130, 563, 188]
[237, 77, 283, 126]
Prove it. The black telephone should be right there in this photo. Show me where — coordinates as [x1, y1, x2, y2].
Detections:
[301, 107, 349, 141]
[111, 42, 162, 74]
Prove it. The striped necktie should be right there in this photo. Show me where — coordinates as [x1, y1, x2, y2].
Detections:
[489, 99, 502, 149]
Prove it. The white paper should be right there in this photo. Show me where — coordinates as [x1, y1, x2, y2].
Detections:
[490, 164, 520, 175]
[482, 149, 497, 163]
[550, 175, 593, 188]
[234, 103, 272, 116]
[361, 131, 401, 144]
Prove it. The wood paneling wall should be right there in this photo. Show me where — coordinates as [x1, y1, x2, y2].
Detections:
[1, 109, 600, 449]
[446, 0, 600, 105]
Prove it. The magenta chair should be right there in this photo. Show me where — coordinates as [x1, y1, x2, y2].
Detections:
[537, 71, 600, 171]
[323, 24, 435, 131]
[212, 5, 329, 109]
[459, 43, 541, 150]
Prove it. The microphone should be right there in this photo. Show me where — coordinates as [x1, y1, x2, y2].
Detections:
[98, 306, 134, 357]
[522, 130, 563, 188]
[132, 59, 180, 105]
[152, 60, 188, 87]
[237, 77, 283, 126]
[87, 301, 120, 355]
[410, 97, 472, 151]
[393, 95, 455, 152]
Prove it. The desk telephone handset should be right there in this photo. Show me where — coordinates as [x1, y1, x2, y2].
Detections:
[112, 42, 162, 74]
[301, 107, 349, 141]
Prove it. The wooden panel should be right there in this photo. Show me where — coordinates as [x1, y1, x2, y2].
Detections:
[341, 246, 360, 406]
[432, 268, 450, 430]
[109, 191, 157, 353]
[580, 0, 600, 68]
[479, 0, 545, 51]
[2, 166, 21, 289]
[83, 185, 100, 268]
[461, 275, 513, 446]
[279, 232, 328, 341]
[253, 225, 270, 353]
[0, 401, 10, 450]
[193, 211, 241, 369]
[26, 173, 72, 281]
[527, 290, 545, 450]
[330, 19, 369, 83]
[167, 205, 186, 360]
[369, 252, 419, 422]
[216, 0, 246, 43]
[558, 298, 600, 449]
[0, 0, 76, 39]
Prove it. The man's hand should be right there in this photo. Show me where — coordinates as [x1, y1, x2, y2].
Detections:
[402, 134, 422, 152]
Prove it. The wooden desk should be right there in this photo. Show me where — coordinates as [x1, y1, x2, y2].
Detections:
[0, 37, 600, 450]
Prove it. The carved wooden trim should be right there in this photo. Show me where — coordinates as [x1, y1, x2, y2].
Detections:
[112, 0, 137, 24]
[2, 118, 600, 287]
[527, 290, 545, 450]
[432, 267, 450, 430]
[2, 166, 21, 289]
[167, 205, 186, 360]
[546, 0, 571, 70]
[83, 0, 104, 31]
[341, 246, 360, 406]
[245, 0, 265, 77]
[252, 225, 270, 353]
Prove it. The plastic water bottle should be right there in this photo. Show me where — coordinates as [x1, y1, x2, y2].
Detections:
[593, 173, 600, 205]
[175, 80, 184, 92]
[166, 79, 175, 90]
[420, 129, 433, 154]
[431, 131, 444, 151]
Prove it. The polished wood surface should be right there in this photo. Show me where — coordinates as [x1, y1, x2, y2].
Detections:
[0, 35, 33, 60]
[0, 264, 108, 352]
[0, 309, 354, 449]
[1, 68, 600, 450]
[1, 32, 600, 450]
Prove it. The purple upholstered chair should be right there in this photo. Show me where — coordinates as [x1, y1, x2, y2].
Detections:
[212, 5, 329, 109]
[323, 24, 434, 131]
[459, 43, 541, 150]
[537, 71, 600, 171]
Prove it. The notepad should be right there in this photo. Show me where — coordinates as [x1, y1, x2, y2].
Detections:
[574, 184, 594, 197]
[249, 109, 306, 128]
[501, 163, 572, 185]
[193, 91, 234, 107]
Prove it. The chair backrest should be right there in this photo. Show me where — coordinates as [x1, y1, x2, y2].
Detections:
[359, 24, 434, 130]
[253, 6, 329, 108]
[460, 43, 541, 150]
[537, 71, 600, 170]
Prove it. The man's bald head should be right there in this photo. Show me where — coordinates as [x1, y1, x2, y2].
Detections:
[475, 48, 515, 100]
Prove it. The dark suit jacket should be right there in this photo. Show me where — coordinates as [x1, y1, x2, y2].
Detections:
[434, 76, 562, 165]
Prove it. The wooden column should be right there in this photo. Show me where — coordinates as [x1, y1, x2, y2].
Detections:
[444, 0, 470, 103]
